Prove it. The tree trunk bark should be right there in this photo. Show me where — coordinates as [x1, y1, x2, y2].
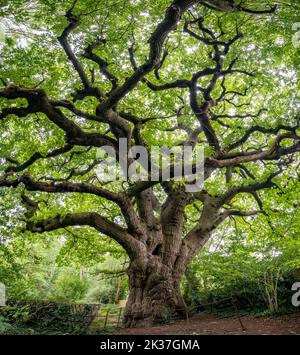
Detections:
[124, 256, 187, 327]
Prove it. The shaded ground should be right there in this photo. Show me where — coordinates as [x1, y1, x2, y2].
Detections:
[113, 313, 300, 335]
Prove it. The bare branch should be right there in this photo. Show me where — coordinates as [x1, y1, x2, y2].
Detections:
[5, 144, 74, 173]
[26, 212, 143, 259]
[57, 12, 102, 99]
[227, 124, 298, 151]
[83, 37, 118, 90]
[0, 172, 122, 203]
[96, 0, 199, 113]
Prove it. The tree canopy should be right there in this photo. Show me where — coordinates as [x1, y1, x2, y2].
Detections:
[0, 0, 299, 327]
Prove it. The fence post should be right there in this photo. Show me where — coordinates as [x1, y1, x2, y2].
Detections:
[117, 308, 122, 328]
[104, 309, 110, 329]
[231, 297, 246, 332]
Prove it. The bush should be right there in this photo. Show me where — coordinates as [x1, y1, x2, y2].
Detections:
[0, 301, 100, 335]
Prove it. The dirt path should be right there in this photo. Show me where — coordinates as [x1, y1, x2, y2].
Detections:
[113, 313, 300, 335]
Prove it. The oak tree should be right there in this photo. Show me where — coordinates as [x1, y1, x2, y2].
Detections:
[0, 0, 299, 326]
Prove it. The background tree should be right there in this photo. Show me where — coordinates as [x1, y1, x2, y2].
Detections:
[0, 0, 299, 326]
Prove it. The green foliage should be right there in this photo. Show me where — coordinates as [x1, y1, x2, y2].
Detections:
[0, 0, 300, 331]
[0, 302, 101, 335]
[182, 198, 300, 315]
[49, 271, 89, 303]
[0, 235, 128, 309]
[182, 265, 203, 312]
[0, 315, 13, 333]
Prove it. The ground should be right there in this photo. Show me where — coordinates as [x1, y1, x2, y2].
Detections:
[112, 313, 300, 335]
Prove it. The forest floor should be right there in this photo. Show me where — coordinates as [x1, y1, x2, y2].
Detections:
[112, 312, 300, 335]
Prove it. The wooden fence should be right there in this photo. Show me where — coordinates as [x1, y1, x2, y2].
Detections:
[91, 306, 124, 330]
[2, 300, 125, 332]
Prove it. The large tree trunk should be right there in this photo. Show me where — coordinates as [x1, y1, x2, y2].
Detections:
[123, 188, 214, 327]
[124, 256, 188, 327]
